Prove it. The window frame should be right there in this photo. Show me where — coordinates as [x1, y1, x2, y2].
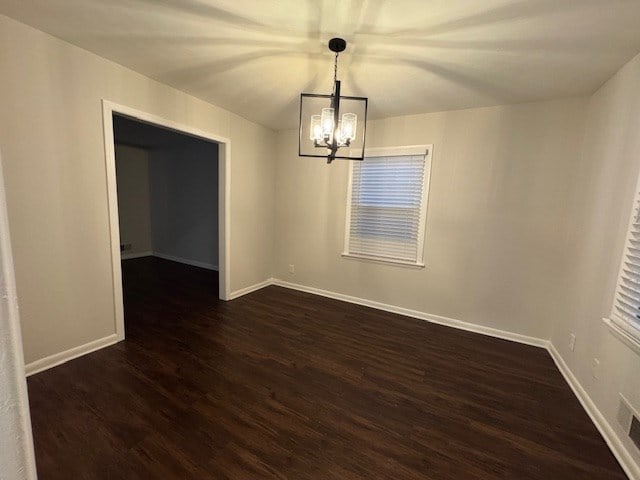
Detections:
[607, 175, 640, 354]
[342, 145, 433, 267]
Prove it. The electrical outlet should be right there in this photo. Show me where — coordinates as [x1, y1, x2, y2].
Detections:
[592, 358, 600, 379]
[569, 333, 576, 352]
[288, 264, 295, 274]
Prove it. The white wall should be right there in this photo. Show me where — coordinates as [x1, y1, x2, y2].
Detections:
[115, 144, 152, 255]
[275, 98, 588, 340]
[550, 52, 640, 476]
[149, 140, 218, 268]
[0, 14, 276, 365]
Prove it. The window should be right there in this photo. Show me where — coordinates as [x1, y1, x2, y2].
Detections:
[343, 145, 432, 266]
[609, 188, 640, 352]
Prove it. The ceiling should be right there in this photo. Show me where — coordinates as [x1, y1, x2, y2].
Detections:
[113, 114, 213, 150]
[2, 0, 640, 130]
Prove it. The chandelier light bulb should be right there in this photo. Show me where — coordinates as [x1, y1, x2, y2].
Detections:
[340, 113, 357, 142]
[321, 107, 335, 140]
[335, 121, 343, 145]
[309, 115, 322, 141]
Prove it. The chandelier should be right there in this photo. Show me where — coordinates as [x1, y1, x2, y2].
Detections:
[298, 38, 368, 164]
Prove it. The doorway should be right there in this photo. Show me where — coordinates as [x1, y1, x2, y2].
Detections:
[102, 101, 231, 341]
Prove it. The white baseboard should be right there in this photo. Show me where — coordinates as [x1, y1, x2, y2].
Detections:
[228, 278, 275, 300]
[548, 343, 639, 480]
[271, 279, 548, 348]
[151, 252, 218, 271]
[121, 251, 152, 260]
[25, 333, 120, 377]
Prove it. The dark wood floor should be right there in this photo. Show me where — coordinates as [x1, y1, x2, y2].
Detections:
[27, 257, 626, 479]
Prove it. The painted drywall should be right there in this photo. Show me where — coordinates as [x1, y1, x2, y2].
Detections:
[274, 97, 588, 340]
[149, 140, 218, 268]
[115, 144, 152, 255]
[550, 52, 640, 474]
[0, 150, 37, 480]
[0, 14, 276, 365]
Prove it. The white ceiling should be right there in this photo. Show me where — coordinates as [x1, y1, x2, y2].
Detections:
[2, 0, 640, 130]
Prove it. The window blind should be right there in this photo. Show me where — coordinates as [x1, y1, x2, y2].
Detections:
[344, 147, 431, 265]
[612, 198, 640, 340]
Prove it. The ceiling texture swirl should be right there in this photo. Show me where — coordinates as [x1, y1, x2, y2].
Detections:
[2, 0, 640, 129]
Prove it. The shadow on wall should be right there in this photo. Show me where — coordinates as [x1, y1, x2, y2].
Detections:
[114, 115, 219, 269]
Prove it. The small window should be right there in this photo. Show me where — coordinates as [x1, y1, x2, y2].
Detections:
[610, 187, 640, 351]
[343, 145, 432, 267]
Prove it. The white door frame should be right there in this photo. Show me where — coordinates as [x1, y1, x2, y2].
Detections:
[101, 100, 231, 341]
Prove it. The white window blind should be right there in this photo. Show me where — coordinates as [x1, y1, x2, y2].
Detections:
[343, 145, 432, 266]
[611, 194, 640, 348]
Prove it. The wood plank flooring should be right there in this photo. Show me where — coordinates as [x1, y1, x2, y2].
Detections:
[27, 257, 627, 479]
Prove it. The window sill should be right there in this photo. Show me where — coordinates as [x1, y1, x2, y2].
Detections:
[341, 252, 425, 269]
[603, 317, 640, 356]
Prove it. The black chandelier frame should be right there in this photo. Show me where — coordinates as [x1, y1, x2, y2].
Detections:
[298, 37, 368, 164]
